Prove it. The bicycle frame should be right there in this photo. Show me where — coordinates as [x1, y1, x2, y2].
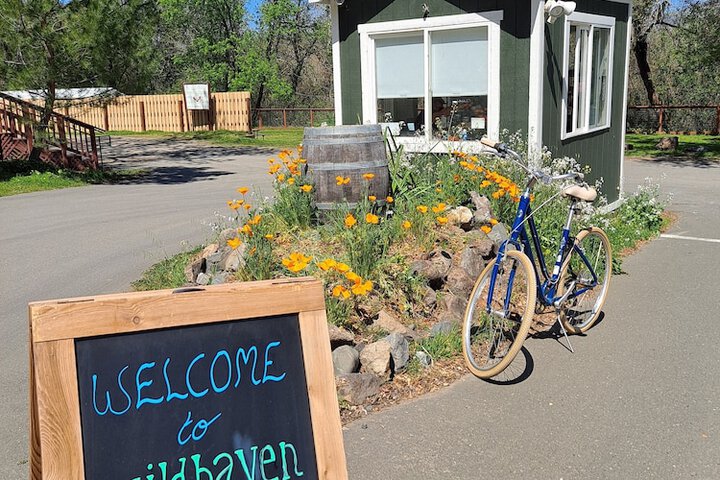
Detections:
[485, 187, 600, 313]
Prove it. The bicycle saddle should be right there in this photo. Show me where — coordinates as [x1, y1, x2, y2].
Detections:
[562, 185, 597, 202]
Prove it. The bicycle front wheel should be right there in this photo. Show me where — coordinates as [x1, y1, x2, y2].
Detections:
[558, 227, 612, 334]
[462, 250, 537, 379]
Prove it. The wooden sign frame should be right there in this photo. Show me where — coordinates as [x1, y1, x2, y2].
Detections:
[29, 277, 347, 480]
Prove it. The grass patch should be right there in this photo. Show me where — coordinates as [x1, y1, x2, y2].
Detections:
[0, 160, 145, 197]
[417, 327, 463, 361]
[109, 127, 305, 149]
[625, 133, 720, 159]
[132, 247, 202, 291]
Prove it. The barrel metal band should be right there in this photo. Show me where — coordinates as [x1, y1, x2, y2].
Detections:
[303, 137, 381, 146]
[308, 160, 386, 171]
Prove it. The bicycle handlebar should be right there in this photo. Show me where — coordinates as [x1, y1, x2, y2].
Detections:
[481, 136, 584, 186]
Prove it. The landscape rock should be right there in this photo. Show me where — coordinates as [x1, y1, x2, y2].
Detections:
[200, 243, 219, 259]
[438, 293, 468, 323]
[206, 251, 224, 269]
[445, 267, 475, 297]
[488, 222, 509, 246]
[218, 228, 238, 244]
[422, 286, 437, 307]
[359, 340, 392, 380]
[332, 345, 360, 375]
[374, 310, 418, 340]
[656, 136, 678, 150]
[327, 323, 354, 347]
[415, 351, 432, 368]
[430, 321, 455, 337]
[446, 206, 474, 227]
[210, 272, 228, 285]
[411, 249, 453, 282]
[385, 333, 410, 372]
[336, 373, 382, 405]
[469, 191, 493, 223]
[465, 232, 495, 257]
[196, 272, 211, 285]
[184, 256, 206, 283]
[459, 245, 486, 280]
[221, 245, 246, 272]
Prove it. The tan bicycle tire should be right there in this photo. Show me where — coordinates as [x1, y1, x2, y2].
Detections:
[462, 250, 537, 379]
[558, 227, 612, 334]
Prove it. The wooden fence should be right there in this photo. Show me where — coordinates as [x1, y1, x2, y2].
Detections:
[53, 92, 251, 133]
[627, 105, 720, 135]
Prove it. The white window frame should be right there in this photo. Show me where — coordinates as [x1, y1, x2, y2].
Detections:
[358, 12, 503, 151]
[561, 12, 615, 140]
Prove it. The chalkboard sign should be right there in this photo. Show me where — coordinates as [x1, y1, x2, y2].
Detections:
[29, 278, 347, 480]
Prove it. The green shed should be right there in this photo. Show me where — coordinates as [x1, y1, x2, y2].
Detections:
[311, 0, 632, 204]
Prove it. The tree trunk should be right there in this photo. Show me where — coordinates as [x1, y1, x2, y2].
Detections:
[633, 36, 660, 106]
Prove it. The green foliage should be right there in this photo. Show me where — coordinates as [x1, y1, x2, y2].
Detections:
[132, 247, 202, 291]
[625, 134, 720, 159]
[418, 327, 463, 360]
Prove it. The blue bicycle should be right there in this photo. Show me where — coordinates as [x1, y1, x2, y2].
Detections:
[462, 139, 612, 379]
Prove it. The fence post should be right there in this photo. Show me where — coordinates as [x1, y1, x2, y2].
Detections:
[139, 101, 147, 132]
[89, 128, 98, 169]
[103, 105, 110, 131]
[246, 97, 252, 132]
[283, 108, 287, 128]
[258, 112, 263, 129]
[310, 109, 314, 127]
[57, 116, 68, 165]
[715, 106, 720, 135]
[178, 100, 185, 132]
[657, 106, 665, 133]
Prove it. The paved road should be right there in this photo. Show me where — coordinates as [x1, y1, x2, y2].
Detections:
[343, 157, 720, 479]
[0, 137, 274, 477]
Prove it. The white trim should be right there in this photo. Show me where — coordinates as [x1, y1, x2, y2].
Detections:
[560, 12, 616, 140]
[330, 2, 343, 125]
[358, 12, 503, 142]
[528, 0, 545, 152]
[620, 3, 632, 198]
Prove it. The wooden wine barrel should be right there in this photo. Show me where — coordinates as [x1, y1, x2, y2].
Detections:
[303, 125, 390, 211]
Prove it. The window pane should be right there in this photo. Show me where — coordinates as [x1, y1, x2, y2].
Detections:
[575, 27, 590, 131]
[431, 28, 488, 97]
[377, 98, 423, 136]
[589, 27, 610, 128]
[375, 35, 424, 99]
[566, 26, 577, 133]
[428, 96, 488, 140]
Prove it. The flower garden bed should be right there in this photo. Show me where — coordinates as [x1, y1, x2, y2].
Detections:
[136, 134, 669, 422]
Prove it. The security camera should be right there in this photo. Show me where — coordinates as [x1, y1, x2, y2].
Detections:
[545, 0, 576, 23]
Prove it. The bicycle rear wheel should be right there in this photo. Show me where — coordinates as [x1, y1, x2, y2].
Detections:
[558, 227, 612, 334]
[462, 250, 537, 379]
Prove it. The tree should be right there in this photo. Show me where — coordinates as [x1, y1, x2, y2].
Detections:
[631, 0, 671, 105]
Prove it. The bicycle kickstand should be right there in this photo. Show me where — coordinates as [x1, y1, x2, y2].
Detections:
[554, 311, 575, 353]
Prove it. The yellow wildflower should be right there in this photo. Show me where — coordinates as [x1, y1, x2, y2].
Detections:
[317, 259, 337, 271]
[237, 187, 249, 195]
[277, 173, 286, 182]
[240, 224, 253, 236]
[416, 205, 428, 214]
[365, 213, 379, 224]
[345, 271, 361, 284]
[351, 280, 373, 296]
[300, 184, 313, 193]
[243, 204, 252, 210]
[481, 180, 492, 188]
[268, 164, 281, 174]
[344, 214, 357, 228]
[332, 285, 351, 299]
[282, 252, 313, 273]
[248, 215, 262, 225]
[386, 196, 394, 203]
[431, 203, 447, 213]
[227, 237, 242, 250]
[362, 173, 375, 180]
[334, 262, 351, 273]
[436, 216, 448, 225]
[287, 178, 295, 185]
[402, 220, 412, 230]
[336, 176, 350, 185]
[481, 225, 492, 234]
[489, 218, 498, 226]
[264, 234, 274, 240]
[368, 195, 376, 202]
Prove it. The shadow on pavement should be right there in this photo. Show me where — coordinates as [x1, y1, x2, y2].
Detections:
[629, 155, 720, 168]
[483, 347, 535, 385]
[114, 166, 234, 185]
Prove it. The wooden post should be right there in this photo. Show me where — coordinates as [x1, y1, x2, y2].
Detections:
[103, 105, 110, 131]
[178, 100, 185, 132]
[139, 101, 146, 132]
[714, 105, 720, 135]
[258, 112, 263, 129]
[64, 107, 70, 117]
[89, 128, 98, 169]
[57, 116, 68, 165]
[209, 97, 215, 131]
[657, 106, 665, 133]
[283, 108, 288, 128]
[246, 97, 252, 133]
[310, 109, 314, 127]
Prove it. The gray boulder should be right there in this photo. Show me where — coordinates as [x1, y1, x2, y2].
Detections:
[332, 345, 360, 375]
[373, 310, 417, 340]
[385, 333, 410, 372]
[336, 373, 382, 405]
